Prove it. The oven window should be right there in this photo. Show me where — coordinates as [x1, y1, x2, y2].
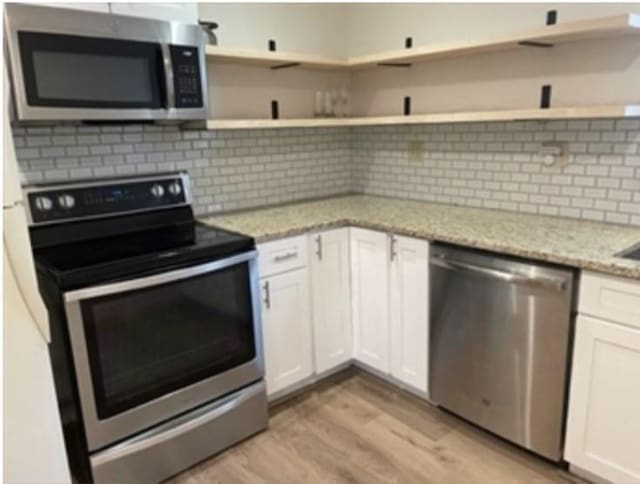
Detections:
[80, 262, 256, 419]
[18, 31, 165, 109]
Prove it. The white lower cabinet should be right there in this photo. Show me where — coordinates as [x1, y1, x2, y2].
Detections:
[259, 228, 430, 399]
[389, 235, 429, 393]
[350, 228, 390, 373]
[260, 269, 314, 397]
[565, 314, 640, 483]
[309, 228, 352, 374]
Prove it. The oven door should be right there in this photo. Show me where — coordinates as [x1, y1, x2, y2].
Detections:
[63, 251, 264, 451]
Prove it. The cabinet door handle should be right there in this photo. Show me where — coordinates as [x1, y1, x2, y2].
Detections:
[263, 281, 271, 309]
[315, 234, 323, 260]
[273, 252, 297, 262]
[390, 234, 397, 262]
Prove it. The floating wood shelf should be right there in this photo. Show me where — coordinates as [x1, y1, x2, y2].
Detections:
[204, 105, 640, 130]
[348, 13, 640, 69]
[206, 14, 640, 70]
[205, 45, 348, 70]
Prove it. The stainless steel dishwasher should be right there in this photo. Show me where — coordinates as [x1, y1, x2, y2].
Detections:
[429, 244, 575, 461]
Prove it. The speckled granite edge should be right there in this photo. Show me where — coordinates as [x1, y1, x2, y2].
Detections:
[201, 196, 640, 280]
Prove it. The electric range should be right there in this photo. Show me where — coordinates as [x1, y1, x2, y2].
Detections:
[27, 172, 268, 483]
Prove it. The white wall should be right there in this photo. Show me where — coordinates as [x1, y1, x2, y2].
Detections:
[200, 3, 351, 119]
[345, 3, 640, 57]
[199, 3, 640, 58]
[199, 3, 347, 58]
[344, 3, 640, 116]
[201, 3, 640, 119]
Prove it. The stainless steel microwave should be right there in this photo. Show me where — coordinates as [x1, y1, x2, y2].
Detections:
[4, 4, 208, 123]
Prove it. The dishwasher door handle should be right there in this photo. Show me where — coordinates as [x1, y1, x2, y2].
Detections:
[431, 254, 567, 292]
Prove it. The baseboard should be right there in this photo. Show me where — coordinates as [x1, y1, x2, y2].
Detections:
[351, 360, 432, 402]
[569, 464, 611, 484]
[267, 362, 354, 408]
[268, 359, 432, 409]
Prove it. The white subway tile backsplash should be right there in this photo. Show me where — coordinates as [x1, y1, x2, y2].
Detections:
[13, 125, 351, 216]
[12, 120, 640, 226]
[352, 121, 640, 226]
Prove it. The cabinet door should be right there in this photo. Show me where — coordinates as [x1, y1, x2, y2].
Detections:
[350, 228, 390, 373]
[260, 269, 313, 396]
[390, 236, 429, 393]
[310, 229, 352, 374]
[565, 315, 640, 483]
[34, 3, 110, 13]
[110, 3, 198, 24]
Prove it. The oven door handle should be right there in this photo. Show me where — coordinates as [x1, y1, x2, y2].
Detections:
[64, 250, 258, 302]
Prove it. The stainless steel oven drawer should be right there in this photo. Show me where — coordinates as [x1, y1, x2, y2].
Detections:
[90, 381, 268, 484]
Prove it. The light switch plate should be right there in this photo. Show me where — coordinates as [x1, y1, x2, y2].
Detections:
[408, 140, 425, 162]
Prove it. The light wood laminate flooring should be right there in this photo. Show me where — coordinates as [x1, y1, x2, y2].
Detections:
[168, 370, 585, 484]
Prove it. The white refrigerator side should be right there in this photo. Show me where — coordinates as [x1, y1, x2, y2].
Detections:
[3, 63, 49, 341]
[3, 247, 71, 483]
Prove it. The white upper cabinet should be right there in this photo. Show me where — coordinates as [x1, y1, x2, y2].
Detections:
[309, 229, 352, 374]
[110, 3, 199, 24]
[350, 228, 390, 373]
[565, 314, 640, 483]
[31, 3, 199, 23]
[33, 3, 110, 13]
[389, 235, 429, 394]
[259, 268, 314, 397]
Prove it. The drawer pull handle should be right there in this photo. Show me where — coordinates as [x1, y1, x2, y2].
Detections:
[315, 234, 323, 260]
[389, 234, 397, 262]
[273, 252, 297, 263]
[263, 281, 271, 309]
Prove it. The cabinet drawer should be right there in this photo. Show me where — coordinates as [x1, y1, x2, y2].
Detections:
[258, 235, 308, 278]
[579, 271, 640, 329]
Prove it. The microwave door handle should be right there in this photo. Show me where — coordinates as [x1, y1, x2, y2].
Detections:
[161, 44, 175, 110]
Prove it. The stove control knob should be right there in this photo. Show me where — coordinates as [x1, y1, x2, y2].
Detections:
[168, 182, 182, 196]
[150, 184, 165, 198]
[34, 196, 53, 212]
[58, 194, 75, 209]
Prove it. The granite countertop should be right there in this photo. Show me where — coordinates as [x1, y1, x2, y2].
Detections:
[201, 195, 640, 280]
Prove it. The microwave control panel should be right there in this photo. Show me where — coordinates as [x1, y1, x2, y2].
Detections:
[170, 45, 204, 109]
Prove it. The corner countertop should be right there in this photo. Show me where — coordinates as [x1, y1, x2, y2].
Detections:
[200, 195, 640, 280]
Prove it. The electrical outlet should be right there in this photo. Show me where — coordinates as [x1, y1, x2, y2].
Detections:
[408, 140, 425, 162]
[540, 142, 570, 168]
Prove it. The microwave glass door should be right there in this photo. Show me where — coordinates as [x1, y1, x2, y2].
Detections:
[77, 261, 256, 419]
[17, 32, 166, 109]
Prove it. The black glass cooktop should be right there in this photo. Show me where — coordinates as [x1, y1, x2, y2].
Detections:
[34, 221, 254, 289]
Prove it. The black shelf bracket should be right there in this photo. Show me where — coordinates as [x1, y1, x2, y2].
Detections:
[271, 100, 279, 119]
[540, 85, 552, 109]
[270, 62, 301, 70]
[377, 62, 412, 68]
[518, 40, 554, 48]
[547, 10, 558, 25]
[404, 96, 412, 115]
